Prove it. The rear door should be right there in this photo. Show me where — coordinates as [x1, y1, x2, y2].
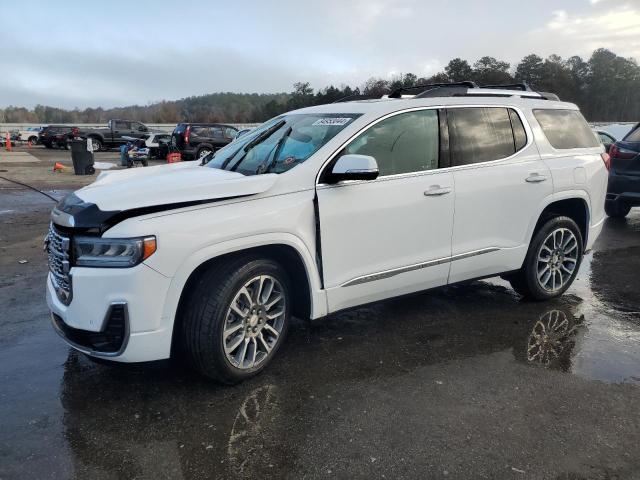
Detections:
[446, 106, 552, 283]
[317, 108, 455, 312]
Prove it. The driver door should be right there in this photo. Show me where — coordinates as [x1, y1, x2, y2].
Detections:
[316, 109, 455, 312]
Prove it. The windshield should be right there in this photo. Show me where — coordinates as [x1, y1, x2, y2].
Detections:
[206, 113, 361, 175]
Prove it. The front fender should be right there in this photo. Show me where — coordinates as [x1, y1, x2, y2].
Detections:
[158, 232, 327, 331]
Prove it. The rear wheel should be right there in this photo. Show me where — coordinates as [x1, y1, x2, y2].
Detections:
[508, 216, 583, 300]
[179, 256, 291, 384]
[605, 200, 630, 218]
[197, 147, 213, 161]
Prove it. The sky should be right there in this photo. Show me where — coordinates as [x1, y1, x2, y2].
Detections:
[2, 0, 639, 109]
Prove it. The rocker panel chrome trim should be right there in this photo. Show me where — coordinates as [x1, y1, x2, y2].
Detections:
[340, 247, 500, 287]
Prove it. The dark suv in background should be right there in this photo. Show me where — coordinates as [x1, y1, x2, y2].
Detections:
[171, 123, 238, 160]
[39, 125, 74, 149]
[606, 122, 640, 218]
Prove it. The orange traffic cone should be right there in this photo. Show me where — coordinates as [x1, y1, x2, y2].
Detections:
[53, 162, 65, 172]
[5, 133, 11, 152]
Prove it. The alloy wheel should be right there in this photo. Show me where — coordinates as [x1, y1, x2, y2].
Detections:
[223, 275, 286, 369]
[536, 228, 579, 292]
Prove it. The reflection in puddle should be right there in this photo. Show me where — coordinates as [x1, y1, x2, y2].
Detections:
[525, 309, 585, 371]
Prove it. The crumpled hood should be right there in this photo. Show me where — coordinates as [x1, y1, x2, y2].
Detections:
[75, 162, 278, 211]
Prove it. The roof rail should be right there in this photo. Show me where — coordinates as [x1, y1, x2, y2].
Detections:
[388, 81, 477, 99]
[332, 94, 380, 103]
[481, 82, 532, 91]
[332, 82, 561, 103]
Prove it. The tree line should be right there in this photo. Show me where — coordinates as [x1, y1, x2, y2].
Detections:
[1, 48, 638, 124]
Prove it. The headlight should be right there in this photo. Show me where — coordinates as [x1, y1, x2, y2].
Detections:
[73, 236, 156, 268]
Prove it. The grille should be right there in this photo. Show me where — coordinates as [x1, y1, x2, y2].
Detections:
[47, 223, 72, 304]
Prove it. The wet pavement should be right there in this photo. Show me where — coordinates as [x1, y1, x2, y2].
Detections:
[1, 180, 640, 479]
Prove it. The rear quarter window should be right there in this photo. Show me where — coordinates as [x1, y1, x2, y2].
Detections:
[533, 109, 599, 149]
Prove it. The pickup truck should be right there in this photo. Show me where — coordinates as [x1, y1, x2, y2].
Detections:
[78, 119, 150, 151]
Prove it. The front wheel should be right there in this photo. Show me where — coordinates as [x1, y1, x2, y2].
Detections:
[89, 137, 102, 152]
[508, 216, 583, 300]
[179, 256, 291, 384]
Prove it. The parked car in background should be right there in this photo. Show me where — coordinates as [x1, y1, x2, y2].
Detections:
[39, 125, 74, 149]
[605, 122, 640, 218]
[171, 123, 238, 160]
[235, 128, 253, 140]
[77, 119, 151, 151]
[595, 130, 616, 153]
[18, 127, 41, 144]
[46, 83, 608, 384]
[144, 132, 172, 159]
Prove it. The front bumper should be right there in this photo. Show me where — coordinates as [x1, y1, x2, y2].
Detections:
[46, 263, 174, 362]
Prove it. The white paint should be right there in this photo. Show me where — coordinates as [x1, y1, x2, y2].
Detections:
[47, 94, 608, 363]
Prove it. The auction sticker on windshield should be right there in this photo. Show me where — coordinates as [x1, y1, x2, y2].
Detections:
[312, 117, 353, 126]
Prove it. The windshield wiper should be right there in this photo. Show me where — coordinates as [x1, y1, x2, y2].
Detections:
[228, 119, 286, 172]
[257, 126, 293, 174]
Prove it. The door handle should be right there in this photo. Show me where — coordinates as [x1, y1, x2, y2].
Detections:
[424, 186, 452, 196]
[526, 173, 547, 183]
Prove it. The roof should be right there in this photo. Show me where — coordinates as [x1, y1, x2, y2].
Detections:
[292, 95, 579, 117]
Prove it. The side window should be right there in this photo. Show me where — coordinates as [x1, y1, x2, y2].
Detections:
[448, 107, 515, 166]
[509, 109, 527, 151]
[192, 126, 209, 138]
[533, 109, 599, 149]
[224, 127, 237, 138]
[212, 127, 224, 138]
[342, 109, 439, 176]
[114, 121, 130, 131]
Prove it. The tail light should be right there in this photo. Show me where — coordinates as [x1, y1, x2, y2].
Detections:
[609, 144, 636, 160]
[184, 125, 190, 144]
[600, 152, 611, 171]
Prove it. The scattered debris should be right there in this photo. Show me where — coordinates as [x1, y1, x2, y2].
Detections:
[511, 467, 526, 474]
[18, 259, 28, 264]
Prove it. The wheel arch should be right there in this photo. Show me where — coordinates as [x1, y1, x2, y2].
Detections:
[531, 194, 590, 248]
[165, 236, 324, 356]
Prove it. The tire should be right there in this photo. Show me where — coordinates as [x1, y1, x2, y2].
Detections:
[44, 142, 52, 149]
[141, 159, 148, 167]
[28, 136, 38, 144]
[179, 255, 291, 384]
[196, 147, 213, 161]
[605, 200, 630, 218]
[89, 137, 102, 152]
[508, 216, 583, 301]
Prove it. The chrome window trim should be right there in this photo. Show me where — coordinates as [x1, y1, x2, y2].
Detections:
[316, 104, 534, 186]
[340, 247, 500, 287]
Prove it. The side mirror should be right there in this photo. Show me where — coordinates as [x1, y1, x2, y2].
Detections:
[328, 154, 379, 183]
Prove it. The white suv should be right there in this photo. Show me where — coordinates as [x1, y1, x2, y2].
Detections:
[46, 83, 609, 383]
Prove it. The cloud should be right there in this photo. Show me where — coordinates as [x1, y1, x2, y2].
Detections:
[545, 6, 640, 59]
